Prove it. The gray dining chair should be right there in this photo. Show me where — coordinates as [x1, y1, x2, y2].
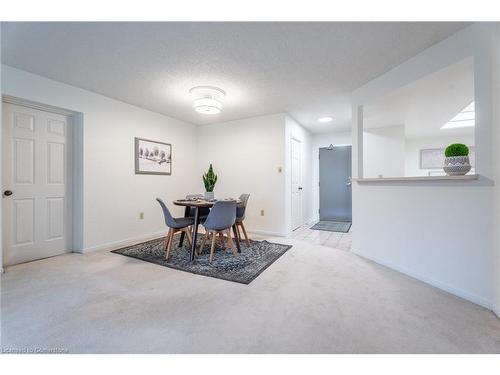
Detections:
[156, 198, 195, 260]
[235, 194, 251, 246]
[198, 200, 237, 262]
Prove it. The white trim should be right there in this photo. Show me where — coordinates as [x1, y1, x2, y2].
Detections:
[352, 247, 493, 310]
[83, 228, 289, 253]
[2, 95, 76, 116]
[493, 305, 500, 320]
[247, 229, 287, 238]
[1, 97, 84, 266]
[80, 230, 167, 253]
[354, 174, 479, 182]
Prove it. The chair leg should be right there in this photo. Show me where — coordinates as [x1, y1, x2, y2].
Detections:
[164, 229, 172, 253]
[209, 231, 217, 263]
[226, 229, 238, 256]
[198, 231, 210, 255]
[218, 232, 226, 249]
[235, 224, 242, 242]
[184, 227, 193, 247]
[240, 222, 251, 246]
[165, 228, 174, 260]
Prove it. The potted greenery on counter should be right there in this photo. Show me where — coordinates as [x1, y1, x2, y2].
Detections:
[203, 164, 218, 200]
[443, 143, 471, 176]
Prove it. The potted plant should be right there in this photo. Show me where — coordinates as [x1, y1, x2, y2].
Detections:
[443, 143, 471, 176]
[202, 164, 218, 200]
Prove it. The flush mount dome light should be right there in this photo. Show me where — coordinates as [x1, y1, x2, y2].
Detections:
[318, 116, 333, 123]
[189, 86, 226, 115]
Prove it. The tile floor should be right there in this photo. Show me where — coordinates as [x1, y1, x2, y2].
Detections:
[290, 224, 352, 251]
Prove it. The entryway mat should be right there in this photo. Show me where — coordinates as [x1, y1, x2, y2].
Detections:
[310, 221, 351, 233]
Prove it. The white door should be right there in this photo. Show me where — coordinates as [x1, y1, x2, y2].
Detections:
[2, 102, 72, 266]
[291, 138, 303, 230]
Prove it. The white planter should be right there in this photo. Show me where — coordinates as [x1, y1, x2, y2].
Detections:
[443, 156, 471, 176]
[204, 191, 214, 200]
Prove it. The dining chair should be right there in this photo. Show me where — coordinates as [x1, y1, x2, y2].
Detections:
[156, 198, 195, 260]
[198, 200, 238, 262]
[235, 193, 251, 246]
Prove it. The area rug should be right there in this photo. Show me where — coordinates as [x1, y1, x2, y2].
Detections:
[310, 220, 351, 233]
[111, 235, 292, 284]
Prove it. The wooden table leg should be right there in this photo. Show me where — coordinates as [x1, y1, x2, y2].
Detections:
[232, 224, 241, 253]
[190, 207, 200, 261]
[179, 206, 190, 247]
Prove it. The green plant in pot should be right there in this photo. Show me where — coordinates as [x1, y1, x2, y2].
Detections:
[202, 164, 218, 200]
[443, 143, 471, 176]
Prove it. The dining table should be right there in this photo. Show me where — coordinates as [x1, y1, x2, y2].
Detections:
[173, 198, 242, 261]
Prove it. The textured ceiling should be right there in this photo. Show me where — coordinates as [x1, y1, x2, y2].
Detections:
[1, 22, 470, 133]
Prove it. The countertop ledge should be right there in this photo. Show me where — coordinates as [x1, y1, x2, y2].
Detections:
[354, 174, 479, 182]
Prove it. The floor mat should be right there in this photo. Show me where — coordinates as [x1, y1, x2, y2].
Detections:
[310, 221, 351, 233]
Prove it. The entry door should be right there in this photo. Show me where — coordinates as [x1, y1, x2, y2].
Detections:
[2, 102, 72, 266]
[291, 138, 303, 230]
[319, 146, 352, 222]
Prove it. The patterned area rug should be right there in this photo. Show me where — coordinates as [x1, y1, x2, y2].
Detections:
[310, 221, 351, 233]
[111, 235, 292, 284]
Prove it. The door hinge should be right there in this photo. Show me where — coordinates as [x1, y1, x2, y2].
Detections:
[318, 181, 320, 187]
[318, 209, 320, 214]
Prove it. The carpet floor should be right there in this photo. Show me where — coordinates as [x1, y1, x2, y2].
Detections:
[1, 236, 499, 353]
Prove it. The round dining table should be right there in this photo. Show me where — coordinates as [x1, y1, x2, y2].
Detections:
[173, 199, 242, 261]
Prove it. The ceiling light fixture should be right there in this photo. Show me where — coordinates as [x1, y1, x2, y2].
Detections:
[318, 116, 333, 123]
[189, 86, 226, 115]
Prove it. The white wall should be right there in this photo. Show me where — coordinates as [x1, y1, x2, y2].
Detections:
[0, 28, 2, 272]
[352, 24, 495, 309]
[363, 125, 405, 178]
[311, 131, 352, 222]
[493, 23, 500, 318]
[285, 116, 314, 232]
[1, 65, 199, 252]
[405, 134, 475, 177]
[196, 114, 288, 236]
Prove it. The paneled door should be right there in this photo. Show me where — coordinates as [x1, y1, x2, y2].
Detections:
[2, 102, 72, 266]
[291, 137, 303, 230]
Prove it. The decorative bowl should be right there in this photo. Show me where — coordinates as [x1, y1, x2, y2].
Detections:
[443, 156, 471, 176]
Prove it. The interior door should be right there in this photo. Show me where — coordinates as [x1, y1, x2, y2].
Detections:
[291, 138, 303, 230]
[2, 102, 72, 266]
[319, 145, 352, 222]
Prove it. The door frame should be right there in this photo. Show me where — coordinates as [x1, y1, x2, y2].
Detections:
[290, 136, 303, 231]
[1, 95, 84, 269]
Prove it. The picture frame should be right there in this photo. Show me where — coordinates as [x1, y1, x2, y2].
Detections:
[135, 137, 172, 175]
[420, 146, 475, 170]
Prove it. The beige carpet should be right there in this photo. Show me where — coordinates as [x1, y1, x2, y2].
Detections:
[1, 236, 499, 353]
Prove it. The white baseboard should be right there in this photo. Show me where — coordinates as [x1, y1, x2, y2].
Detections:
[79, 230, 166, 253]
[493, 304, 500, 320]
[352, 248, 493, 310]
[247, 229, 287, 237]
[80, 227, 288, 254]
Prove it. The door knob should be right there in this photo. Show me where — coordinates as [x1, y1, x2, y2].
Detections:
[298, 187, 303, 190]
[3, 190, 13, 196]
